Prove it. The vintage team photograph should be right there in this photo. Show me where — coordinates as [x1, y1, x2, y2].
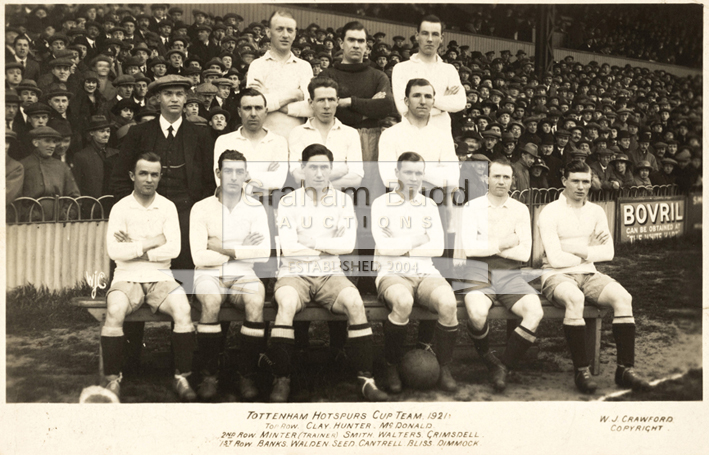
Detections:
[3, 1, 702, 413]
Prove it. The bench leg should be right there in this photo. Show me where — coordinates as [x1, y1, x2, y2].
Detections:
[585, 317, 602, 376]
[98, 316, 105, 380]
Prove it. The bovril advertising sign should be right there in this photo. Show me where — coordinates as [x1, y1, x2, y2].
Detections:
[619, 197, 685, 243]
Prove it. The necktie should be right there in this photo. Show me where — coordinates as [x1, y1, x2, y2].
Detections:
[165, 125, 175, 174]
[167, 125, 175, 140]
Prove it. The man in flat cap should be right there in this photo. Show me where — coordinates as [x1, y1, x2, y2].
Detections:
[111, 75, 216, 271]
[20, 126, 80, 221]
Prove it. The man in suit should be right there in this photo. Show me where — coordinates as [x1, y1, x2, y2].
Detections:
[110, 75, 216, 271]
[7, 36, 40, 82]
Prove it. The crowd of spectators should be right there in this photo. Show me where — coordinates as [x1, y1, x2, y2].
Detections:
[307, 3, 702, 68]
[4, 4, 703, 221]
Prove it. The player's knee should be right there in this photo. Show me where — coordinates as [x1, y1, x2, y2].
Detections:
[613, 289, 633, 315]
[436, 299, 458, 325]
[390, 294, 414, 318]
[106, 295, 129, 324]
[198, 294, 222, 315]
[341, 293, 366, 319]
[243, 295, 265, 322]
[465, 295, 490, 325]
[521, 298, 544, 328]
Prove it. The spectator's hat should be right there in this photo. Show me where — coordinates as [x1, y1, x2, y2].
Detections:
[25, 102, 53, 117]
[635, 160, 652, 171]
[48, 57, 74, 68]
[481, 129, 501, 139]
[224, 13, 244, 22]
[113, 74, 136, 86]
[540, 134, 555, 145]
[596, 148, 614, 156]
[520, 143, 539, 157]
[454, 140, 468, 156]
[660, 158, 677, 166]
[148, 56, 168, 68]
[393, 35, 405, 41]
[555, 128, 571, 137]
[192, 9, 208, 17]
[6, 130, 17, 141]
[490, 89, 504, 98]
[212, 78, 232, 87]
[470, 154, 491, 162]
[16, 80, 43, 97]
[45, 86, 74, 100]
[183, 66, 200, 76]
[201, 68, 222, 79]
[86, 115, 112, 131]
[111, 98, 140, 115]
[585, 122, 600, 130]
[168, 6, 184, 14]
[6, 61, 24, 73]
[194, 82, 219, 95]
[569, 149, 588, 158]
[185, 94, 201, 105]
[205, 58, 226, 71]
[195, 24, 212, 34]
[207, 107, 230, 122]
[516, 49, 527, 56]
[151, 4, 169, 10]
[110, 26, 127, 36]
[617, 130, 630, 139]
[47, 33, 69, 46]
[5, 90, 20, 104]
[222, 35, 238, 44]
[170, 35, 189, 46]
[133, 73, 151, 84]
[374, 32, 386, 39]
[531, 157, 549, 171]
[165, 49, 186, 61]
[149, 75, 192, 92]
[638, 132, 652, 143]
[611, 153, 631, 163]
[29, 126, 61, 140]
[501, 132, 515, 143]
[186, 114, 209, 126]
[654, 141, 668, 150]
[675, 150, 691, 162]
[461, 130, 483, 141]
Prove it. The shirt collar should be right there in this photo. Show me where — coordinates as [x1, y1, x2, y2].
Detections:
[304, 117, 342, 130]
[159, 115, 183, 137]
[411, 52, 442, 64]
[128, 191, 161, 210]
[485, 193, 513, 208]
[236, 126, 274, 142]
[264, 50, 298, 64]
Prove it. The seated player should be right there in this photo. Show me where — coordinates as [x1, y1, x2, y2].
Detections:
[461, 159, 543, 392]
[372, 152, 459, 393]
[538, 161, 650, 394]
[102, 152, 196, 402]
[190, 150, 270, 401]
[265, 143, 388, 403]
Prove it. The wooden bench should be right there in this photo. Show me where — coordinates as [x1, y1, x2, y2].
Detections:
[72, 294, 607, 376]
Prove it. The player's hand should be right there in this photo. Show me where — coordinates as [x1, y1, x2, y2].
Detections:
[242, 233, 264, 246]
[612, 181, 620, 190]
[278, 106, 288, 113]
[148, 234, 167, 249]
[267, 161, 280, 172]
[499, 233, 519, 250]
[207, 237, 224, 252]
[381, 226, 393, 238]
[444, 86, 460, 96]
[114, 230, 132, 243]
[590, 230, 610, 246]
[338, 97, 352, 107]
[249, 78, 266, 93]
[372, 91, 387, 99]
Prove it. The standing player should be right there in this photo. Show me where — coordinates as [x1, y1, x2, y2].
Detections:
[538, 161, 650, 393]
[246, 10, 313, 140]
[372, 152, 459, 393]
[190, 151, 271, 401]
[102, 152, 196, 402]
[265, 144, 388, 403]
[461, 159, 543, 392]
[391, 15, 465, 131]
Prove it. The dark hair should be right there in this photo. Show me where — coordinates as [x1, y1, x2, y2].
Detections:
[341, 21, 367, 39]
[133, 151, 161, 172]
[396, 151, 425, 169]
[563, 160, 591, 178]
[307, 76, 339, 99]
[301, 143, 333, 163]
[489, 158, 513, 174]
[268, 10, 296, 28]
[404, 78, 434, 98]
[218, 150, 247, 170]
[236, 88, 267, 108]
[418, 14, 443, 32]
[13, 35, 30, 46]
